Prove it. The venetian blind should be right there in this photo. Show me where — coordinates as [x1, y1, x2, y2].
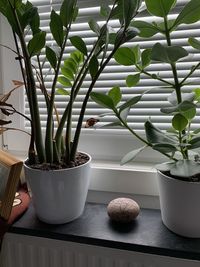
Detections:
[25, 0, 200, 133]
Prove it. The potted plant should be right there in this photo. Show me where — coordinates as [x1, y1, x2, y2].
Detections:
[0, 0, 143, 224]
[90, 0, 200, 237]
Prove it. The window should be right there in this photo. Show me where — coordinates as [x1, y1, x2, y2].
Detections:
[0, 0, 200, 201]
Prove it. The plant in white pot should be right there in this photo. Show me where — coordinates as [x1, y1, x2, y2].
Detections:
[0, 0, 143, 224]
[90, 0, 200, 237]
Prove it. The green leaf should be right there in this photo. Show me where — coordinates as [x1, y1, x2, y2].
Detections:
[70, 36, 87, 56]
[172, 113, 188, 131]
[168, 91, 195, 105]
[89, 55, 99, 79]
[28, 31, 46, 57]
[131, 21, 159, 37]
[60, 0, 76, 27]
[161, 101, 196, 118]
[122, 0, 141, 28]
[126, 74, 140, 87]
[88, 19, 100, 35]
[21, 6, 38, 30]
[114, 47, 135, 66]
[189, 137, 200, 149]
[151, 43, 188, 63]
[46, 46, 57, 69]
[121, 146, 147, 165]
[64, 58, 77, 74]
[108, 87, 122, 107]
[61, 66, 74, 80]
[188, 37, 200, 50]
[57, 76, 72, 87]
[141, 48, 152, 68]
[70, 51, 83, 64]
[114, 27, 139, 47]
[170, 160, 200, 178]
[50, 10, 63, 47]
[119, 95, 142, 112]
[153, 143, 177, 153]
[193, 88, 200, 102]
[100, 4, 111, 17]
[173, 0, 200, 28]
[145, 0, 177, 17]
[90, 92, 115, 110]
[57, 88, 70, 95]
[145, 120, 176, 144]
[132, 45, 141, 64]
[29, 8, 40, 35]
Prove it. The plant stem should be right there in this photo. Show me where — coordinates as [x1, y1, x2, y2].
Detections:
[180, 62, 200, 85]
[45, 27, 70, 163]
[12, 6, 45, 162]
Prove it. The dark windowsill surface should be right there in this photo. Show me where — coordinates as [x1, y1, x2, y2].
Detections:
[9, 203, 200, 261]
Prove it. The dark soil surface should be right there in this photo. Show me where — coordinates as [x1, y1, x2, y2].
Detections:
[162, 170, 200, 182]
[26, 152, 90, 171]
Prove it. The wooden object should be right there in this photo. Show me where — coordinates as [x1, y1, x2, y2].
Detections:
[0, 150, 23, 222]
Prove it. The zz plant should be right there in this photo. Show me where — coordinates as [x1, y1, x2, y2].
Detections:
[90, 0, 200, 180]
[0, 0, 142, 167]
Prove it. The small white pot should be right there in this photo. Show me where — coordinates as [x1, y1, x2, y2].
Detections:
[157, 170, 200, 237]
[24, 153, 91, 224]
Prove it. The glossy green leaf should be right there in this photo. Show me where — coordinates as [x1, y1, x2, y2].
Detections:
[188, 37, 200, 50]
[21, 6, 38, 30]
[60, 0, 76, 27]
[141, 48, 152, 68]
[50, 10, 63, 47]
[126, 74, 140, 87]
[121, 146, 147, 165]
[114, 47, 135, 66]
[119, 95, 142, 112]
[70, 36, 87, 56]
[122, 0, 141, 28]
[46, 46, 57, 69]
[145, 120, 176, 144]
[70, 51, 83, 64]
[173, 0, 200, 28]
[89, 55, 99, 79]
[29, 8, 40, 35]
[64, 58, 77, 74]
[114, 27, 139, 47]
[172, 113, 188, 131]
[88, 19, 100, 35]
[108, 87, 122, 107]
[28, 31, 46, 57]
[57, 88, 70, 95]
[57, 76, 72, 87]
[151, 43, 188, 63]
[131, 21, 159, 37]
[132, 45, 141, 64]
[170, 160, 200, 178]
[90, 92, 115, 110]
[153, 143, 177, 153]
[145, 0, 177, 17]
[189, 137, 200, 149]
[61, 66, 74, 80]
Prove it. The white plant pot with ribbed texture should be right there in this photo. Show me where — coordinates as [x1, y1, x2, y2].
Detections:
[24, 153, 91, 224]
[157, 170, 200, 238]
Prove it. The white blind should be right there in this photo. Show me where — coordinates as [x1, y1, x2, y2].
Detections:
[25, 0, 200, 132]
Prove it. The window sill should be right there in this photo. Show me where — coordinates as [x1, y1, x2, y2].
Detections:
[7, 203, 200, 262]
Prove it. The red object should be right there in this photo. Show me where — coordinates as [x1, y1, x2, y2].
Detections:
[0, 190, 30, 239]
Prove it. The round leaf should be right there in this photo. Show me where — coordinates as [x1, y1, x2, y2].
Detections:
[145, 0, 177, 17]
[172, 113, 188, 131]
[90, 92, 115, 110]
[126, 74, 140, 87]
[114, 47, 135, 66]
[108, 87, 122, 107]
[131, 21, 159, 37]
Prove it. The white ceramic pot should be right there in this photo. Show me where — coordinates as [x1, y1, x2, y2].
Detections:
[157, 170, 200, 238]
[24, 152, 91, 224]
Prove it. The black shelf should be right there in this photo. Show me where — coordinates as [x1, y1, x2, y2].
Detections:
[10, 203, 200, 261]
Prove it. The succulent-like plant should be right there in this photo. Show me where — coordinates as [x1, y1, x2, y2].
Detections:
[0, 0, 143, 167]
[90, 0, 200, 181]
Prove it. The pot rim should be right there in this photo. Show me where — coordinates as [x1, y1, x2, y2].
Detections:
[24, 151, 91, 172]
[157, 169, 200, 185]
